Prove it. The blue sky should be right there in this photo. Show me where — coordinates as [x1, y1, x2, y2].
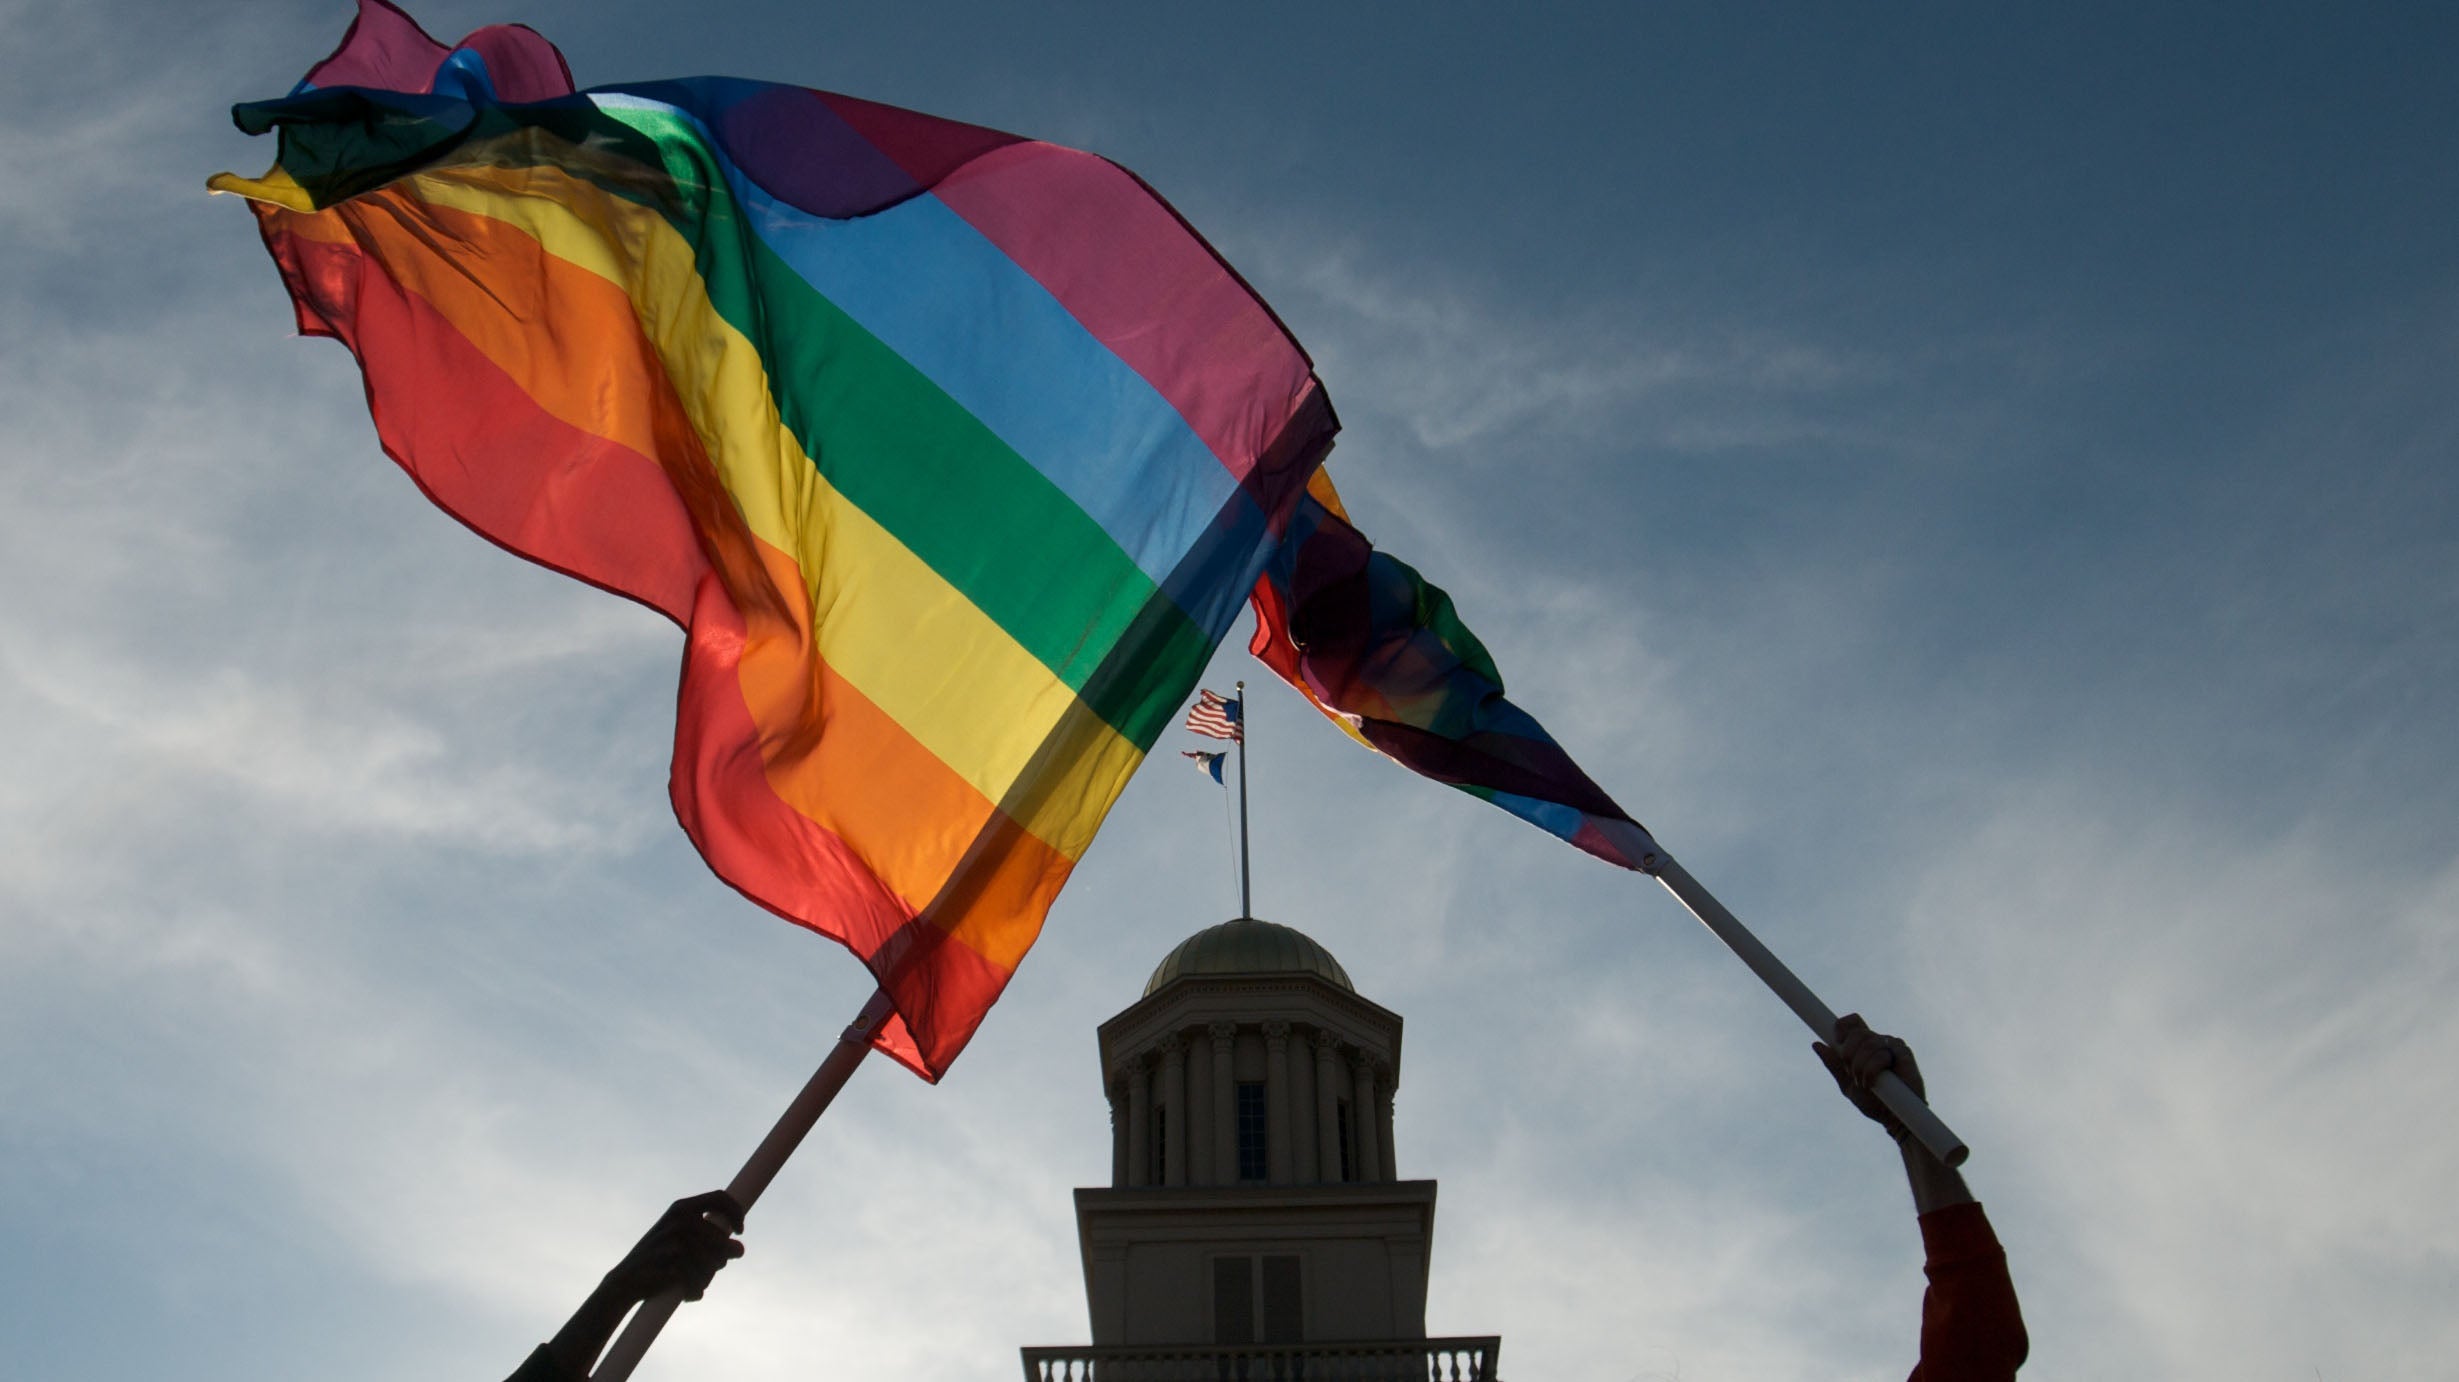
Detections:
[4, 1, 2456, 1378]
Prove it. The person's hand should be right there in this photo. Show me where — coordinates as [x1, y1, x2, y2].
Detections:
[1815, 1014, 1973, 1213]
[532, 1191, 749, 1379]
[602, 1190, 746, 1306]
[1813, 1012, 1922, 1141]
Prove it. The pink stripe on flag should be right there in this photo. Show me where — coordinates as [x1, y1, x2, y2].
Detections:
[930, 143, 1314, 484]
[304, 0, 572, 101]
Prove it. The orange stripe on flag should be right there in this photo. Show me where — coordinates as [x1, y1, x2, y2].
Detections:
[298, 191, 1078, 995]
[326, 192, 799, 635]
[257, 207, 990, 1076]
[737, 539, 1002, 919]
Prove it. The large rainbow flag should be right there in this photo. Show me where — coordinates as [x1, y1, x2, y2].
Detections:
[213, 0, 1336, 1079]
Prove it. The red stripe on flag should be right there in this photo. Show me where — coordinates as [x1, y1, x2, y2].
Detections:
[261, 205, 1021, 1078]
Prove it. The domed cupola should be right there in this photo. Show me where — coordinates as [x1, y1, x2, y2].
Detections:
[1036, 910, 1498, 1374]
[1060, 914, 1452, 1359]
[1144, 917, 1355, 995]
[1098, 917, 1403, 1194]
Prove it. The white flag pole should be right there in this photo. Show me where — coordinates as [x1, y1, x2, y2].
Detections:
[1645, 853, 1968, 1167]
[589, 987, 900, 1380]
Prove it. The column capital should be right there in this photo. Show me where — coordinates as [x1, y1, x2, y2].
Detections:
[1208, 1020, 1239, 1046]
[1155, 1032, 1186, 1056]
[1311, 1030, 1345, 1062]
[1261, 1020, 1292, 1047]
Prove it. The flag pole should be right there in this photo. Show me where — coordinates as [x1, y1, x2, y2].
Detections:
[590, 987, 899, 1380]
[1644, 853, 1968, 1167]
[1236, 679, 1252, 920]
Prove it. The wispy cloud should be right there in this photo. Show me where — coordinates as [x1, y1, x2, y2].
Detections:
[0, 0, 313, 253]
[1249, 236, 1885, 457]
[1903, 779, 2459, 1380]
[5, 5, 2455, 1381]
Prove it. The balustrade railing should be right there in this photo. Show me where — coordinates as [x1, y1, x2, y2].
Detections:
[1020, 1336, 1500, 1382]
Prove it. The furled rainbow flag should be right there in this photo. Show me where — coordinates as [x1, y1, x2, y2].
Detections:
[1250, 469, 1660, 872]
[212, 0, 1336, 1079]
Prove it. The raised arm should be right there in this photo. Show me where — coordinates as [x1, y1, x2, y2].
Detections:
[1815, 1015, 2028, 1382]
[505, 1190, 746, 1382]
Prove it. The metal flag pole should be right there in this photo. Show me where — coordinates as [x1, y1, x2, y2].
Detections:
[1235, 680, 1252, 920]
[590, 987, 899, 1380]
[1644, 853, 1969, 1167]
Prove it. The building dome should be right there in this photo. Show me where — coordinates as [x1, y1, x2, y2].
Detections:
[1142, 917, 1354, 996]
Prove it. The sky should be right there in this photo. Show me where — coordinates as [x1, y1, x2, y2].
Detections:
[3, 1, 2456, 1378]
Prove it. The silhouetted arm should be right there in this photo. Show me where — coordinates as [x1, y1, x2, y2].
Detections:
[1815, 1015, 2028, 1382]
[505, 1191, 746, 1382]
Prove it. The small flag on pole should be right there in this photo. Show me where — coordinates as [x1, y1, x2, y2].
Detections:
[1182, 750, 1227, 784]
[1184, 688, 1243, 741]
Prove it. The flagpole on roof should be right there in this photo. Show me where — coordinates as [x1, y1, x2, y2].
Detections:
[1236, 680, 1252, 920]
[589, 988, 898, 1380]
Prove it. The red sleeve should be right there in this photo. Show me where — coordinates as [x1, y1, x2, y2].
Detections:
[1907, 1202, 2028, 1382]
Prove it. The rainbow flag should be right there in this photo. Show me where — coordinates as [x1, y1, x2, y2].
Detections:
[1250, 471, 1660, 871]
[212, 0, 1336, 1079]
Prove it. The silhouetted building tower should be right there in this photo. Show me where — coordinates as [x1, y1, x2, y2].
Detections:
[1022, 918, 1501, 1380]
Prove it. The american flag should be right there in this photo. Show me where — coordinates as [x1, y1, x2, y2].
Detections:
[1183, 688, 1242, 741]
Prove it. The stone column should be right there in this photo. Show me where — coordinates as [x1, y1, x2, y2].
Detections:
[1126, 1053, 1152, 1188]
[1108, 1079, 1126, 1188]
[1186, 1034, 1212, 1186]
[1262, 1021, 1294, 1185]
[1376, 1058, 1398, 1183]
[1209, 1022, 1239, 1186]
[1351, 1049, 1382, 1184]
[1313, 1032, 1345, 1182]
[1158, 1034, 1187, 1187]
[1288, 1042, 1315, 1183]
